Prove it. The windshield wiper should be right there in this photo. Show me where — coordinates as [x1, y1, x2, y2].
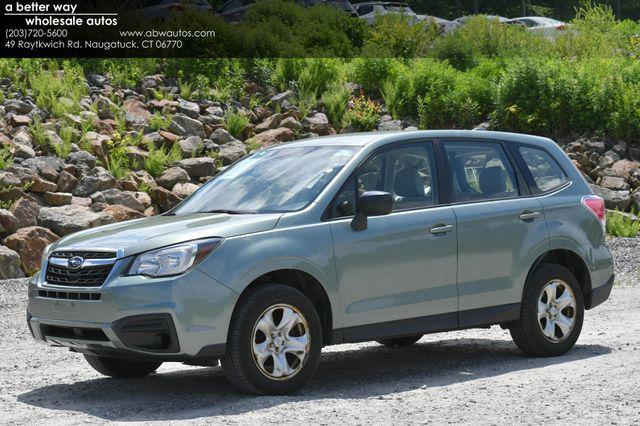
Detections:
[205, 209, 256, 215]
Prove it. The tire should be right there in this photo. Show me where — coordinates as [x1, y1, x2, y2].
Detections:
[222, 284, 323, 395]
[84, 354, 162, 378]
[377, 335, 422, 347]
[510, 263, 584, 357]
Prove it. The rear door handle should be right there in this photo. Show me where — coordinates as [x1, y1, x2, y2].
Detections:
[519, 210, 541, 221]
[429, 224, 454, 234]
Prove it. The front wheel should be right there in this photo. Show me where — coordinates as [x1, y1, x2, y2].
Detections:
[222, 284, 322, 395]
[84, 354, 162, 378]
[510, 264, 584, 357]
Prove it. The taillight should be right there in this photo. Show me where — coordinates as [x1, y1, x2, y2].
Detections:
[167, 4, 184, 11]
[556, 24, 567, 30]
[582, 195, 606, 231]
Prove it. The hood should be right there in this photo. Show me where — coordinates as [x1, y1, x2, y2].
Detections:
[54, 213, 282, 257]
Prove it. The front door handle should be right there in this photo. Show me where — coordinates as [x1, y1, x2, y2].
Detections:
[519, 210, 541, 221]
[429, 224, 454, 234]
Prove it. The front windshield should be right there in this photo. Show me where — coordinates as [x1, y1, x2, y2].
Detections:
[384, 4, 413, 13]
[173, 146, 358, 214]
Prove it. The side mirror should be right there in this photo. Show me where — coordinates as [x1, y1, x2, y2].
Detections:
[351, 191, 393, 231]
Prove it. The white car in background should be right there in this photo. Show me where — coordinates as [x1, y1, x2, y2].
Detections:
[354, 1, 451, 31]
[506, 16, 568, 37]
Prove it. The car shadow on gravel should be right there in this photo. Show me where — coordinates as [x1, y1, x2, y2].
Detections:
[17, 338, 611, 422]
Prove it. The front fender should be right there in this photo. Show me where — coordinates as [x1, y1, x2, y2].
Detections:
[196, 222, 343, 328]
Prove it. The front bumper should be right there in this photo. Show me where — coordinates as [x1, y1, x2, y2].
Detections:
[28, 257, 237, 361]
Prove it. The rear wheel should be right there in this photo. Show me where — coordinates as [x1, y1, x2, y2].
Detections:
[222, 284, 322, 395]
[84, 354, 162, 378]
[376, 335, 422, 347]
[510, 263, 584, 357]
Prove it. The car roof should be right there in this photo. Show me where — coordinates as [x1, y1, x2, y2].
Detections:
[267, 130, 554, 149]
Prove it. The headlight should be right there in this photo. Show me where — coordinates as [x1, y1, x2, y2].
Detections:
[127, 238, 222, 278]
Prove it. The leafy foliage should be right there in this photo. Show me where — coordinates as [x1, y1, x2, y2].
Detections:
[344, 95, 381, 131]
[225, 110, 250, 138]
[607, 210, 640, 237]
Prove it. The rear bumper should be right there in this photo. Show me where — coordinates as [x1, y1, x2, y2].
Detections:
[586, 274, 614, 310]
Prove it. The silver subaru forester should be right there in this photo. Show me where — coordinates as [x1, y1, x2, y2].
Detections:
[28, 131, 614, 394]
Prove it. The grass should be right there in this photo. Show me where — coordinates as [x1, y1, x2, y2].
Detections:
[149, 112, 172, 132]
[53, 126, 74, 159]
[225, 110, 250, 138]
[144, 142, 182, 178]
[607, 210, 640, 237]
[0, 144, 13, 169]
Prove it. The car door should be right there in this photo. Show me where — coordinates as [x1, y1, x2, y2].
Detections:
[441, 140, 549, 321]
[329, 142, 458, 333]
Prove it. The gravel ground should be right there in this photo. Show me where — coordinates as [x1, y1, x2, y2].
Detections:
[1, 239, 638, 425]
[608, 236, 640, 286]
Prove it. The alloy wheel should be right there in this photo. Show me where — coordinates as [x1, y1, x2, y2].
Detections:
[537, 280, 577, 342]
[251, 304, 310, 380]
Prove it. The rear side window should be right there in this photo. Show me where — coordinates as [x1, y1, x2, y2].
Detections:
[356, 5, 374, 15]
[443, 141, 519, 203]
[519, 146, 569, 192]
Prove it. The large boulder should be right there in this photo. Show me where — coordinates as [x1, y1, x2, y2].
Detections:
[100, 188, 146, 212]
[72, 170, 117, 197]
[56, 170, 78, 193]
[218, 139, 248, 165]
[172, 182, 199, 199]
[0, 171, 21, 187]
[177, 99, 201, 118]
[254, 113, 282, 133]
[38, 205, 115, 237]
[0, 209, 18, 234]
[149, 186, 182, 212]
[68, 150, 97, 169]
[169, 114, 205, 138]
[4, 226, 59, 275]
[103, 205, 146, 222]
[21, 157, 61, 181]
[123, 98, 150, 127]
[9, 198, 40, 229]
[589, 184, 630, 210]
[4, 99, 33, 115]
[302, 113, 333, 136]
[0, 246, 24, 279]
[209, 128, 236, 145]
[599, 175, 630, 191]
[177, 136, 202, 158]
[178, 157, 216, 178]
[43, 191, 73, 206]
[156, 166, 190, 190]
[250, 127, 295, 148]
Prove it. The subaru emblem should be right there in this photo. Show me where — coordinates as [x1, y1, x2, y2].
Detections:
[67, 256, 84, 271]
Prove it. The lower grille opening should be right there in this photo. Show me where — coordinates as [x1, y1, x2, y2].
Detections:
[39, 290, 101, 301]
[113, 314, 180, 353]
[40, 324, 109, 342]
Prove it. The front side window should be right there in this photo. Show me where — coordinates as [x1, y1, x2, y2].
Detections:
[444, 141, 519, 203]
[519, 146, 569, 192]
[173, 146, 358, 214]
[331, 143, 438, 218]
[356, 4, 374, 15]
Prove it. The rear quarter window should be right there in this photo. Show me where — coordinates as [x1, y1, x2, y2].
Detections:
[519, 146, 569, 192]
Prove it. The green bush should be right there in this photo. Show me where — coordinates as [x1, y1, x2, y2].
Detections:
[0, 144, 13, 170]
[362, 14, 438, 58]
[431, 33, 477, 70]
[346, 57, 400, 96]
[28, 61, 87, 118]
[144, 142, 182, 178]
[607, 210, 640, 237]
[322, 81, 350, 129]
[225, 110, 250, 138]
[344, 95, 381, 131]
[53, 126, 74, 159]
[381, 69, 412, 119]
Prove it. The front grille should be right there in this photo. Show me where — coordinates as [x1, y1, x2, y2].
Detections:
[50, 251, 116, 259]
[46, 264, 113, 287]
[39, 290, 101, 301]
